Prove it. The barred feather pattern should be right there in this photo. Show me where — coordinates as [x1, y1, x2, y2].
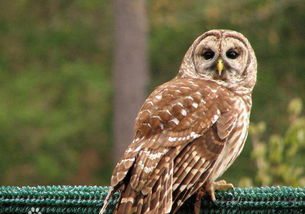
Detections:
[100, 30, 257, 214]
[100, 77, 252, 214]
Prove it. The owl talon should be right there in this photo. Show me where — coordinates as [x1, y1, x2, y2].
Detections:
[194, 189, 206, 214]
[207, 180, 234, 201]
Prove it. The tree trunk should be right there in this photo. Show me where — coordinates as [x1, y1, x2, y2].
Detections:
[113, 0, 149, 161]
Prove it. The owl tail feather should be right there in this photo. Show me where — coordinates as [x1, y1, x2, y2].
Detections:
[99, 186, 118, 214]
[113, 165, 173, 214]
[113, 184, 138, 214]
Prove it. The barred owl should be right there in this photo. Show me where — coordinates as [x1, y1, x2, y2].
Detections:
[100, 29, 257, 214]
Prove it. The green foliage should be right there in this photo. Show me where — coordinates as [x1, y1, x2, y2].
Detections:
[239, 98, 305, 187]
[0, 0, 113, 185]
[0, 62, 112, 185]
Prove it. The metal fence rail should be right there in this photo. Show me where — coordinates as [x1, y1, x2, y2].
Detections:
[0, 186, 304, 213]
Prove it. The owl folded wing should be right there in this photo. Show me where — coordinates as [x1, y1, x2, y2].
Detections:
[111, 78, 238, 193]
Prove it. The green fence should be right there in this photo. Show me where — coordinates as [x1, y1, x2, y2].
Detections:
[0, 186, 304, 213]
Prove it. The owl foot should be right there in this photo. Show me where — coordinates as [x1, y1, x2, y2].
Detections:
[207, 180, 234, 201]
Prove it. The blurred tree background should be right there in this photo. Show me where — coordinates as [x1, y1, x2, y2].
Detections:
[0, 0, 304, 187]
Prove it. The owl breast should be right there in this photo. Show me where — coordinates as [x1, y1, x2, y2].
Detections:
[209, 95, 251, 181]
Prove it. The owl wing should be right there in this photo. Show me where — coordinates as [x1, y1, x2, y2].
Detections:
[110, 78, 238, 213]
[140, 109, 238, 214]
[170, 124, 231, 212]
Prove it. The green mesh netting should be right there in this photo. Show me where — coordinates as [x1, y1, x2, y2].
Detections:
[0, 186, 304, 214]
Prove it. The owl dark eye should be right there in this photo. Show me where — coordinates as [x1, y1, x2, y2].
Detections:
[226, 49, 239, 59]
[202, 50, 215, 60]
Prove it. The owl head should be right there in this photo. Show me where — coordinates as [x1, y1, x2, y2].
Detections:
[178, 30, 257, 93]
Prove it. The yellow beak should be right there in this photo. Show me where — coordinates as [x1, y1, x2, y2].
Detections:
[217, 58, 224, 76]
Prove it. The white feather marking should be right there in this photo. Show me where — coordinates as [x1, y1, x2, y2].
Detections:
[173, 183, 179, 190]
[121, 158, 135, 163]
[176, 102, 184, 107]
[191, 168, 198, 175]
[165, 93, 175, 98]
[160, 123, 164, 130]
[142, 109, 152, 114]
[121, 197, 134, 203]
[170, 118, 180, 125]
[211, 88, 217, 93]
[143, 149, 168, 160]
[131, 137, 143, 144]
[144, 166, 155, 173]
[178, 136, 186, 141]
[138, 160, 156, 173]
[191, 151, 198, 157]
[194, 91, 201, 96]
[134, 143, 143, 152]
[185, 166, 192, 173]
[164, 109, 172, 115]
[181, 109, 187, 116]
[148, 152, 165, 160]
[138, 160, 145, 169]
[156, 95, 162, 100]
[200, 99, 206, 104]
[190, 131, 200, 138]
[147, 101, 154, 105]
[180, 86, 191, 90]
[192, 103, 199, 108]
[185, 96, 194, 101]
[212, 114, 219, 123]
[180, 184, 187, 191]
[152, 115, 162, 120]
[188, 81, 199, 87]
[211, 110, 221, 123]
[168, 137, 177, 142]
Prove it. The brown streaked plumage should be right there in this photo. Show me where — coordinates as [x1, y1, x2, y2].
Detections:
[100, 29, 257, 214]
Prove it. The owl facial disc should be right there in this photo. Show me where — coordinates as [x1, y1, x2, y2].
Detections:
[179, 29, 257, 93]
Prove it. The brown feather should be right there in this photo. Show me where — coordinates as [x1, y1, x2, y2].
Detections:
[101, 29, 256, 214]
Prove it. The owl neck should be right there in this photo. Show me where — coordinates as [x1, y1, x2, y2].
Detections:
[228, 85, 253, 96]
[220, 82, 253, 109]
[177, 72, 254, 96]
